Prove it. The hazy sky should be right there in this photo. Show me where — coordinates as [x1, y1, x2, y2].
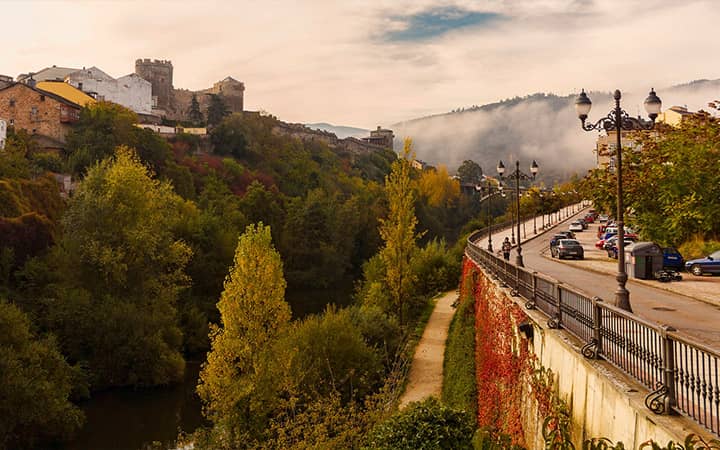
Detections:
[3, 0, 720, 128]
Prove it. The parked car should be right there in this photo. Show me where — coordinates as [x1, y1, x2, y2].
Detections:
[578, 217, 589, 229]
[554, 239, 584, 259]
[598, 214, 609, 223]
[603, 235, 638, 251]
[662, 247, 684, 271]
[583, 214, 595, 224]
[685, 250, 720, 276]
[607, 239, 635, 259]
[569, 221, 584, 232]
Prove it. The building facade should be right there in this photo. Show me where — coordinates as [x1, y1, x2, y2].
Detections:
[66, 67, 152, 114]
[0, 83, 83, 150]
[361, 126, 394, 150]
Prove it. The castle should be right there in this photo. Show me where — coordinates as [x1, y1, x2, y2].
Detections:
[134, 58, 245, 121]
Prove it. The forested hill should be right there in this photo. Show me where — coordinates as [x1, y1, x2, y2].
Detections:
[390, 79, 720, 183]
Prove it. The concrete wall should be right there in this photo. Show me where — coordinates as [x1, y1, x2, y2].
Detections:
[472, 261, 711, 449]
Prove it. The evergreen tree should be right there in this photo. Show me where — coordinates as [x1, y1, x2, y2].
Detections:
[378, 138, 422, 325]
[206, 94, 229, 127]
[188, 94, 204, 125]
[197, 223, 291, 441]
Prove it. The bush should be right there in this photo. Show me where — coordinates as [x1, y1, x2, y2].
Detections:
[364, 397, 474, 450]
[442, 290, 477, 417]
[412, 239, 461, 296]
[678, 235, 720, 260]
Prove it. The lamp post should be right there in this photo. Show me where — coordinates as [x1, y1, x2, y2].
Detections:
[575, 88, 661, 312]
[498, 159, 539, 267]
[485, 177, 494, 252]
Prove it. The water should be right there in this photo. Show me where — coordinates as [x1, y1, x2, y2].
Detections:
[63, 362, 206, 450]
[61, 283, 356, 450]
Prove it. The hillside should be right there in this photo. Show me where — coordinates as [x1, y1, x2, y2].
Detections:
[389, 79, 720, 184]
[305, 122, 369, 139]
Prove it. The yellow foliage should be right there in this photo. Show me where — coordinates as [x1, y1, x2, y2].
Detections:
[418, 165, 460, 208]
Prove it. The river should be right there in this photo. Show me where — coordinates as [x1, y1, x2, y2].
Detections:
[62, 282, 355, 450]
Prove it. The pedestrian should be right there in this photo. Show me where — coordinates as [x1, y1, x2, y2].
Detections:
[502, 237, 511, 261]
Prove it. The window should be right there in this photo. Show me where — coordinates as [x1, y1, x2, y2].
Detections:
[40, 94, 45, 102]
[9, 99, 15, 107]
[31, 106, 38, 121]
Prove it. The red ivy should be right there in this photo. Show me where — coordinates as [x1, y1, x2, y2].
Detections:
[464, 257, 530, 447]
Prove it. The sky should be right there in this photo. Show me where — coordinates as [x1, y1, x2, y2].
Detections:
[2, 0, 720, 128]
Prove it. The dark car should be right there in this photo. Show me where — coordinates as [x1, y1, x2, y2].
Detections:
[549, 234, 566, 251]
[554, 239, 584, 259]
[685, 250, 720, 276]
[607, 239, 636, 259]
[558, 230, 575, 239]
[662, 247, 684, 270]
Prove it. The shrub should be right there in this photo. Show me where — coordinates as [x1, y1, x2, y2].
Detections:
[442, 283, 477, 417]
[678, 235, 720, 260]
[364, 398, 474, 450]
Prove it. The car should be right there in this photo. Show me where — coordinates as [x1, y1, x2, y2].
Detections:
[578, 217, 589, 229]
[685, 250, 720, 276]
[662, 247, 684, 271]
[583, 214, 595, 224]
[556, 239, 584, 259]
[595, 238, 607, 249]
[549, 234, 567, 253]
[598, 214, 609, 223]
[558, 230, 575, 239]
[569, 221, 584, 232]
[607, 239, 635, 258]
[603, 235, 637, 251]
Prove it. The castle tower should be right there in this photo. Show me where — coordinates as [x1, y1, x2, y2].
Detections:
[135, 59, 173, 111]
[210, 77, 245, 113]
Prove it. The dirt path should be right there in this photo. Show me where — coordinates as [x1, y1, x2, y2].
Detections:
[399, 291, 457, 408]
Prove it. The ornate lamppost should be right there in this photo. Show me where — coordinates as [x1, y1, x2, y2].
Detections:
[575, 88, 661, 312]
[497, 159, 539, 267]
[478, 176, 496, 252]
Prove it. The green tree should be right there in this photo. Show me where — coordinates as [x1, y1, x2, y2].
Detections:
[456, 159, 483, 185]
[188, 93, 204, 125]
[207, 94, 229, 127]
[48, 147, 191, 388]
[377, 138, 422, 325]
[197, 223, 291, 442]
[0, 300, 84, 449]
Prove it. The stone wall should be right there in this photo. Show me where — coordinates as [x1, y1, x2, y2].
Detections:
[272, 121, 392, 156]
[465, 256, 712, 449]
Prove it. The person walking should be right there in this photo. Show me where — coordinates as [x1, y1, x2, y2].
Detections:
[502, 237, 512, 261]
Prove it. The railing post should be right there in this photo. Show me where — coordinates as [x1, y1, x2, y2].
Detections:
[583, 296, 603, 359]
[662, 325, 677, 413]
[548, 282, 562, 328]
[532, 272, 538, 302]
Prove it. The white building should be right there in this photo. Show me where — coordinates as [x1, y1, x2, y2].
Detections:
[0, 119, 7, 150]
[65, 67, 152, 115]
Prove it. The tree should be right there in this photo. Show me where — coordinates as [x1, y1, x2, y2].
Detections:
[188, 94, 204, 125]
[48, 147, 191, 388]
[197, 223, 291, 442]
[206, 94, 229, 127]
[418, 165, 461, 208]
[0, 300, 84, 449]
[377, 138, 422, 325]
[456, 159, 483, 185]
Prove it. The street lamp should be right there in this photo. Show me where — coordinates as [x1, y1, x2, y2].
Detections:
[498, 159, 539, 267]
[575, 88, 661, 312]
[480, 177, 495, 252]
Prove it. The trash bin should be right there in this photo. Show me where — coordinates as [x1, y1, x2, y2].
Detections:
[625, 242, 664, 279]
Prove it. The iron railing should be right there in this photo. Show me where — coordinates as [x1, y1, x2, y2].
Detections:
[466, 228, 720, 436]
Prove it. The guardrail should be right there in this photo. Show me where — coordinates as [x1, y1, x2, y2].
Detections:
[466, 228, 720, 436]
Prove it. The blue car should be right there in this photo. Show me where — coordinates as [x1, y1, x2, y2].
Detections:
[662, 247, 684, 270]
[685, 250, 720, 276]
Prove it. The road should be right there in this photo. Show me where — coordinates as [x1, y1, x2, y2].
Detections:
[508, 212, 720, 347]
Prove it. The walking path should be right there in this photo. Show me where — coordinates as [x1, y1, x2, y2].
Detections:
[399, 204, 583, 408]
[399, 291, 456, 408]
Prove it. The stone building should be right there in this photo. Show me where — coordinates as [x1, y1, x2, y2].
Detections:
[0, 75, 12, 89]
[361, 126, 394, 150]
[66, 67, 152, 114]
[208, 77, 244, 112]
[135, 59, 174, 113]
[0, 82, 86, 151]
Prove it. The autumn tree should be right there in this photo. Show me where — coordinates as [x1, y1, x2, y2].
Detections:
[377, 138, 422, 325]
[197, 223, 291, 442]
[48, 147, 192, 388]
[418, 165, 461, 208]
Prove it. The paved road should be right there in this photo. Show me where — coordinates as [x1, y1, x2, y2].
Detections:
[517, 212, 720, 347]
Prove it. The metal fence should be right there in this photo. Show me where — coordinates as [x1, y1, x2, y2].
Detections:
[466, 229, 720, 436]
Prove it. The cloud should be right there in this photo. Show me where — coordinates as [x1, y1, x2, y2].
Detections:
[382, 7, 503, 42]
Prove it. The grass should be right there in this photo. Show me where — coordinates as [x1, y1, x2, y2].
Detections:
[441, 288, 477, 418]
